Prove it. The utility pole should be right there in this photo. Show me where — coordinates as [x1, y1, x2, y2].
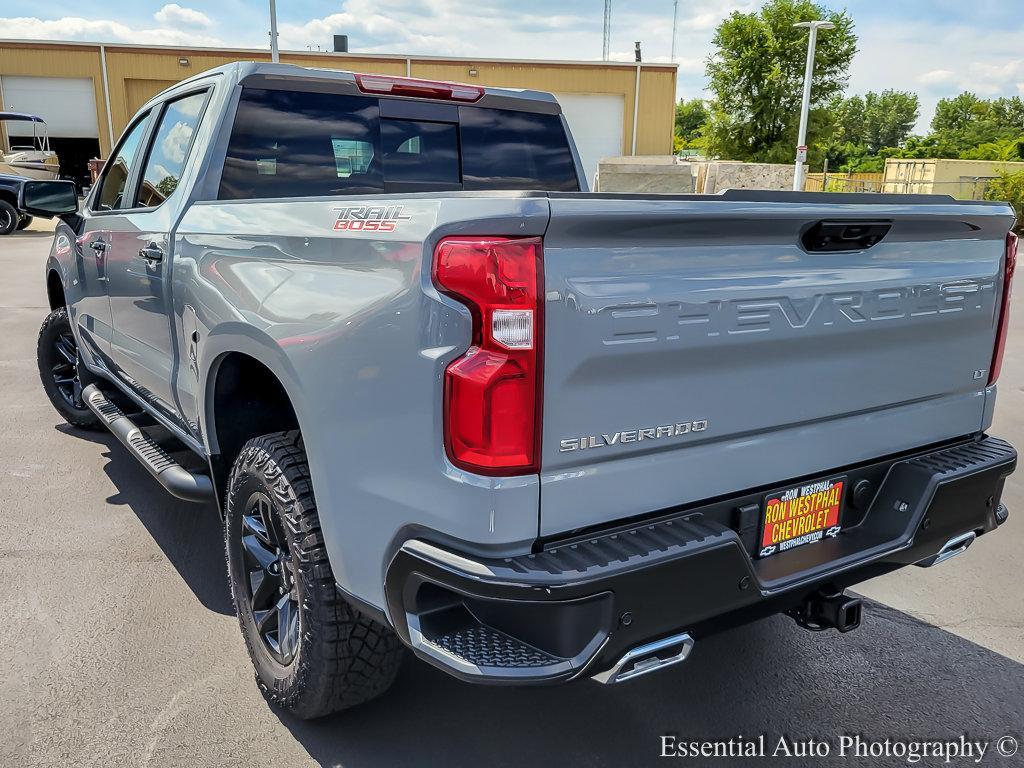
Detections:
[602, 0, 611, 61]
[791, 20, 834, 191]
[671, 0, 679, 61]
[269, 0, 280, 63]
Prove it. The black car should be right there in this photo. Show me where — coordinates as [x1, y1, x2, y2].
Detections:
[0, 173, 36, 235]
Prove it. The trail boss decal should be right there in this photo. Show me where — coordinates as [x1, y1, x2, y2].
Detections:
[759, 477, 845, 558]
[333, 205, 411, 232]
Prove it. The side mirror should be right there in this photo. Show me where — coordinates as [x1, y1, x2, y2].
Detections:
[19, 180, 79, 218]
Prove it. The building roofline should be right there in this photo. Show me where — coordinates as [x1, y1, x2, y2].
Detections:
[0, 37, 679, 71]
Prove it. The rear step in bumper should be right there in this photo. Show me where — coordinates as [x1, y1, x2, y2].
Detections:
[384, 436, 1015, 685]
[83, 384, 214, 503]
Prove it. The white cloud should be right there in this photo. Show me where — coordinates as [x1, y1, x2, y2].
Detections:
[919, 69, 956, 86]
[0, 15, 224, 46]
[154, 4, 213, 30]
[161, 121, 194, 164]
[850, 20, 1024, 133]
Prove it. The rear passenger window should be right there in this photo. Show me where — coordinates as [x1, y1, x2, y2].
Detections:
[136, 91, 208, 208]
[220, 89, 383, 199]
[218, 86, 579, 200]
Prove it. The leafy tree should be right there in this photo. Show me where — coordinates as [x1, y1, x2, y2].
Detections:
[155, 175, 179, 199]
[931, 93, 1024, 152]
[984, 170, 1024, 233]
[861, 90, 918, 153]
[675, 98, 708, 142]
[704, 0, 857, 163]
[822, 89, 918, 168]
[674, 98, 709, 153]
[961, 137, 1024, 161]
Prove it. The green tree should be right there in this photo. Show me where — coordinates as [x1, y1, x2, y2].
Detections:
[984, 170, 1024, 233]
[861, 90, 918, 153]
[674, 98, 708, 144]
[155, 175, 179, 199]
[931, 93, 1024, 152]
[704, 0, 857, 163]
[822, 90, 917, 167]
[674, 98, 709, 153]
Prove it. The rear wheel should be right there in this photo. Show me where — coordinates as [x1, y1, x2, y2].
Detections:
[225, 430, 404, 719]
[0, 200, 17, 235]
[36, 307, 100, 429]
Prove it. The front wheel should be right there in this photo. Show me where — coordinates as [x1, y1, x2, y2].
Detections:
[225, 431, 404, 719]
[36, 307, 100, 429]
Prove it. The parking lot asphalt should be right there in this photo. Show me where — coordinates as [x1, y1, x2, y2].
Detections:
[2, 220, 1022, 767]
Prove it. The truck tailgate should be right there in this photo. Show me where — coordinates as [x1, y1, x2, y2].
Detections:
[539, 194, 1014, 536]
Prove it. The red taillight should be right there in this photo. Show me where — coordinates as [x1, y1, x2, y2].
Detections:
[355, 74, 484, 103]
[433, 237, 543, 475]
[989, 231, 1017, 385]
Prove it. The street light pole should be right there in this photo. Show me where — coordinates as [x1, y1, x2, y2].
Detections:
[792, 20, 834, 191]
[269, 0, 280, 63]
[671, 0, 679, 61]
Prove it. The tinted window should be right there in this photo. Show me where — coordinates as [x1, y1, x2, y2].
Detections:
[218, 88, 579, 200]
[96, 115, 150, 211]
[459, 107, 579, 191]
[381, 119, 459, 187]
[136, 91, 207, 208]
[220, 89, 383, 199]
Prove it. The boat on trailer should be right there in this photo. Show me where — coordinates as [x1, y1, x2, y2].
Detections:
[0, 112, 60, 180]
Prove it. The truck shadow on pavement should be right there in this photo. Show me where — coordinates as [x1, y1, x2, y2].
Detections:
[56, 423, 232, 616]
[280, 602, 1024, 768]
[61, 425, 1024, 767]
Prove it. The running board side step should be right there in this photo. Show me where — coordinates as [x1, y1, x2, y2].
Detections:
[83, 384, 214, 503]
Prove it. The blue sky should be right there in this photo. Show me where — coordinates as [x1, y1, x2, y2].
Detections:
[3, 0, 1023, 132]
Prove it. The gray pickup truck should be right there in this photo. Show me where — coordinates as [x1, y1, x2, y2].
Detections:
[24, 61, 1017, 719]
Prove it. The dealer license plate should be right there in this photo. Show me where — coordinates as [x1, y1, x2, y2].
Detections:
[758, 476, 845, 558]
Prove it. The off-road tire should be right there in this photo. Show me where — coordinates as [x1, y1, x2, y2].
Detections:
[225, 430, 404, 719]
[16, 215, 32, 231]
[36, 307, 101, 429]
[0, 200, 17, 235]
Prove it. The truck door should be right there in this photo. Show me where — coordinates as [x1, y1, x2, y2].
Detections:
[103, 90, 208, 424]
[74, 112, 153, 364]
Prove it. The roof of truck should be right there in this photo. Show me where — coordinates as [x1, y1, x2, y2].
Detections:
[159, 61, 560, 110]
[239, 61, 558, 104]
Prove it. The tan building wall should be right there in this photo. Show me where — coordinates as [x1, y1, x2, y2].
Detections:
[0, 39, 677, 159]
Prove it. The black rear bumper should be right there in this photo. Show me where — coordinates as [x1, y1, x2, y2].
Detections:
[384, 436, 1016, 684]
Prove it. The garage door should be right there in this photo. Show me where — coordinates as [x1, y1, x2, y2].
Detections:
[0, 76, 98, 138]
[553, 93, 625, 189]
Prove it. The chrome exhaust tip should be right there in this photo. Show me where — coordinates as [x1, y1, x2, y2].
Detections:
[916, 531, 977, 568]
[592, 632, 694, 685]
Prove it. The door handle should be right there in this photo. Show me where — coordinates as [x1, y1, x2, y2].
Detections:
[138, 244, 164, 264]
[88, 240, 107, 252]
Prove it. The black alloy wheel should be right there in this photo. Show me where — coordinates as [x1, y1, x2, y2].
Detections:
[240, 490, 301, 664]
[36, 307, 100, 429]
[50, 330, 85, 412]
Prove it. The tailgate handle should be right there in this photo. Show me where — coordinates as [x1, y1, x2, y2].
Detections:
[802, 220, 892, 253]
